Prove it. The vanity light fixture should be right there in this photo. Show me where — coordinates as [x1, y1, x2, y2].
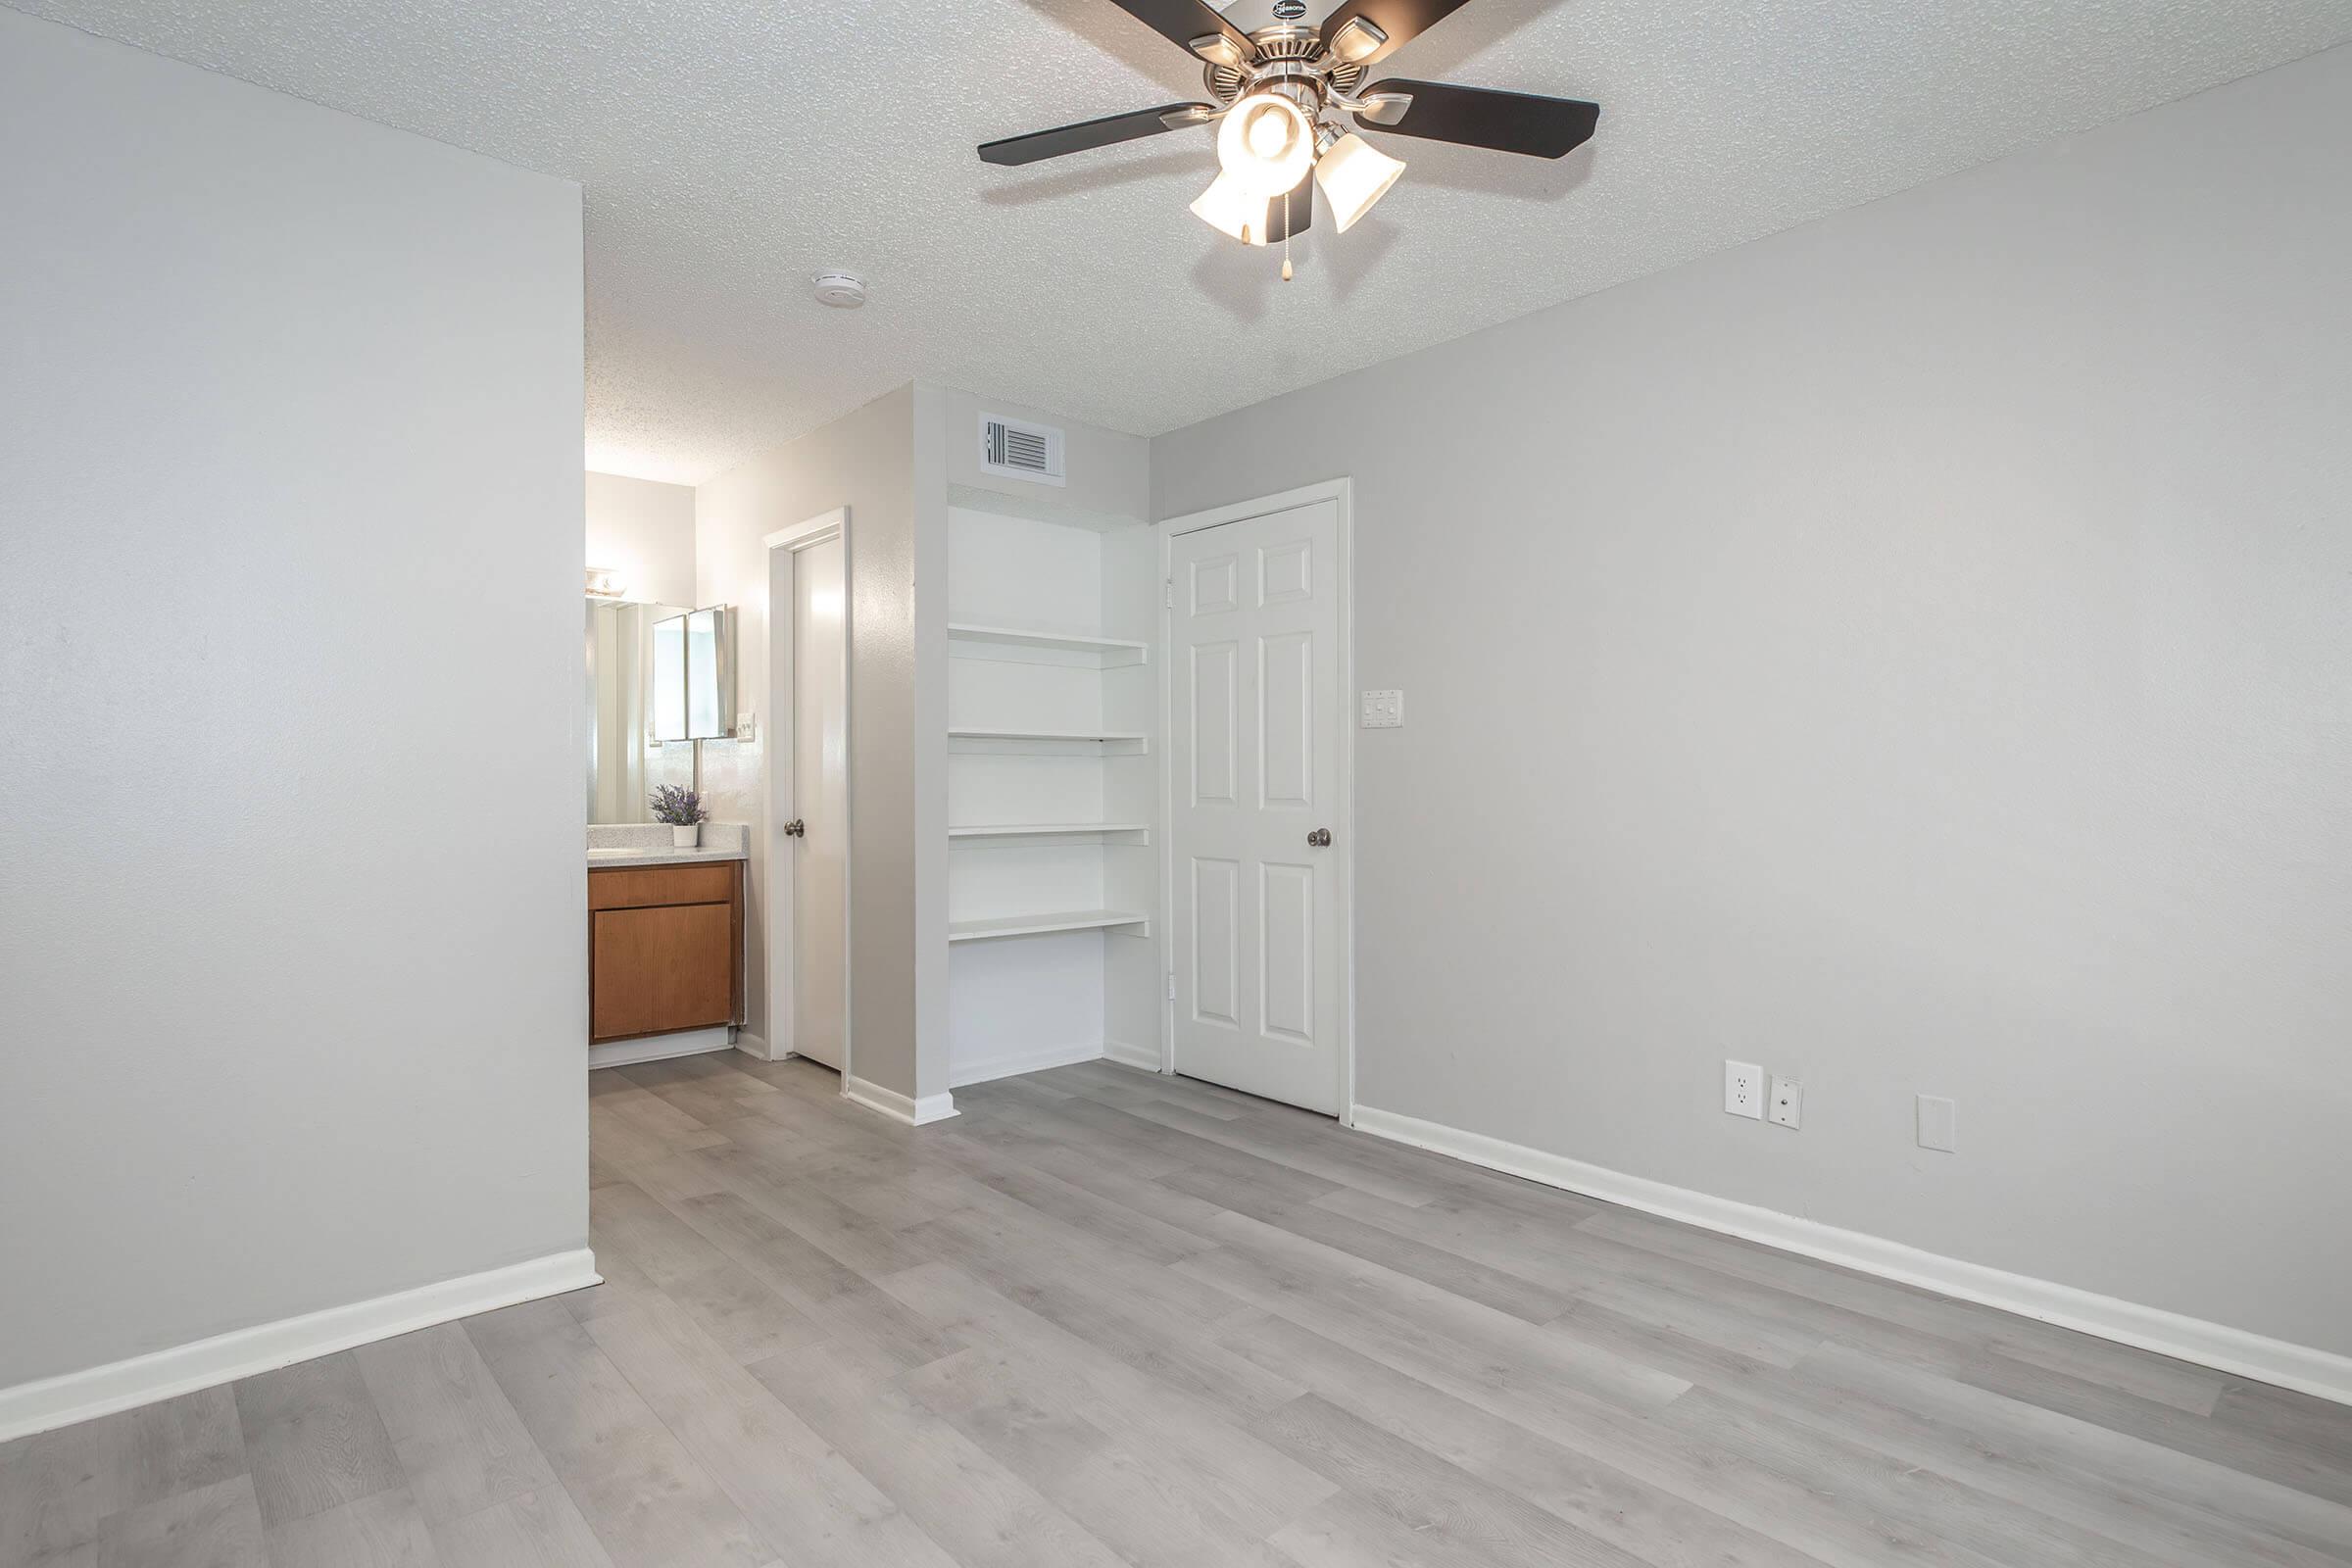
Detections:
[585, 566, 628, 600]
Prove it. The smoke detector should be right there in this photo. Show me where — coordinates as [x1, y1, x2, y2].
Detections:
[812, 271, 866, 309]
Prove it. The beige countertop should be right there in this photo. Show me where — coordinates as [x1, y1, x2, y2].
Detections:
[587, 821, 748, 869]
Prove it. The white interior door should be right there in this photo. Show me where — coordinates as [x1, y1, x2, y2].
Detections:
[785, 534, 848, 1067]
[1169, 498, 1345, 1114]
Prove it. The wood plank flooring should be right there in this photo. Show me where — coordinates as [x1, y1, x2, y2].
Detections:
[7, 1053, 2351, 1567]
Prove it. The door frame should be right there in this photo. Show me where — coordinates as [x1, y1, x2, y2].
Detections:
[1156, 478, 1358, 1124]
[762, 509, 852, 1078]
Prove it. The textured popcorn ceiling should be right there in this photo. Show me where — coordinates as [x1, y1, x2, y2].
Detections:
[19, 0, 2351, 483]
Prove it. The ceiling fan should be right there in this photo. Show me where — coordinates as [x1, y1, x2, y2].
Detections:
[977, 0, 1599, 268]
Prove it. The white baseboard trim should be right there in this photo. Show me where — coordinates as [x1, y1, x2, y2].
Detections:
[842, 1075, 959, 1126]
[1103, 1038, 1165, 1073]
[1349, 1104, 2352, 1408]
[0, 1249, 601, 1444]
[729, 1032, 773, 1063]
[588, 1027, 731, 1070]
[951, 1040, 1104, 1089]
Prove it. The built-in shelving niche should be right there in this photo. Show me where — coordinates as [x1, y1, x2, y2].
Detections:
[947, 499, 1160, 1090]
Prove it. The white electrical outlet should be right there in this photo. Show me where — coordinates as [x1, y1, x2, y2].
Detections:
[1724, 1060, 1764, 1119]
[1360, 690, 1403, 728]
[1917, 1095, 1957, 1152]
[1768, 1076, 1802, 1129]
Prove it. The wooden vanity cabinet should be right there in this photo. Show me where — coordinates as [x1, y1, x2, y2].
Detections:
[589, 861, 744, 1043]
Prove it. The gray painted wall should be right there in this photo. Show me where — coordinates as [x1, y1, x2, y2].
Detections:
[1152, 45, 2352, 1356]
[0, 14, 587, 1388]
[694, 383, 951, 1102]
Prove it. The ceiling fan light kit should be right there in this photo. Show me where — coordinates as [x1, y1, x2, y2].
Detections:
[978, 0, 1599, 275]
[1218, 90, 1316, 197]
[1190, 170, 1269, 244]
[1312, 130, 1405, 233]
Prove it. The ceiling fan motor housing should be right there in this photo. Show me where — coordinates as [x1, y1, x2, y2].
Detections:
[1205, 24, 1365, 106]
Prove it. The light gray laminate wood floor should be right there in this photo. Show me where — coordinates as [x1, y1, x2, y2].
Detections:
[7, 1053, 2351, 1566]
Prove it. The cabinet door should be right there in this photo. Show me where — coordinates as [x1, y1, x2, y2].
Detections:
[592, 902, 734, 1040]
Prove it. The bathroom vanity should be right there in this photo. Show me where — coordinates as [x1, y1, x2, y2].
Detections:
[586, 823, 748, 1050]
[583, 591, 747, 1063]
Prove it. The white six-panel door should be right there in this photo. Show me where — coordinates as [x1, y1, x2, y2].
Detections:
[1168, 498, 1345, 1114]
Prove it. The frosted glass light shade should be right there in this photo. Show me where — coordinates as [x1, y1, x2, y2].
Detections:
[1216, 93, 1314, 199]
[1313, 132, 1405, 233]
[1191, 172, 1271, 245]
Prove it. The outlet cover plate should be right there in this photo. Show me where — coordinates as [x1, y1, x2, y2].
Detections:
[1725, 1060, 1764, 1119]
[1917, 1095, 1957, 1152]
[1360, 690, 1403, 728]
[1768, 1075, 1802, 1129]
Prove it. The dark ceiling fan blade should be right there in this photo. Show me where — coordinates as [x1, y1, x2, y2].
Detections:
[1355, 79, 1599, 158]
[1265, 178, 1313, 243]
[1314, 0, 1475, 69]
[978, 102, 1215, 167]
[1102, 0, 1256, 65]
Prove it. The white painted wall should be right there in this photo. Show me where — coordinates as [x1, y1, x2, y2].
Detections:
[1152, 46, 2352, 1358]
[0, 14, 586, 1391]
[586, 470, 697, 611]
[694, 383, 951, 1102]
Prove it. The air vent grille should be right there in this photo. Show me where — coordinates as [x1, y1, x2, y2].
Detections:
[979, 415, 1066, 486]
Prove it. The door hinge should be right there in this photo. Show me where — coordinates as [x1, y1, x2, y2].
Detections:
[1164, 577, 1174, 609]
[1165, 970, 1176, 1002]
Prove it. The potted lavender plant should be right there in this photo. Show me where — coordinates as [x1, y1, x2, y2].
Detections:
[650, 784, 709, 849]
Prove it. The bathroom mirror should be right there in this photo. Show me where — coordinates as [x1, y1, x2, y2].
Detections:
[684, 605, 736, 740]
[651, 612, 687, 742]
[586, 599, 693, 822]
[585, 601, 737, 822]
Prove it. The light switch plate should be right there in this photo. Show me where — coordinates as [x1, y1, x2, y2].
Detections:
[1360, 690, 1403, 728]
[1917, 1095, 1957, 1152]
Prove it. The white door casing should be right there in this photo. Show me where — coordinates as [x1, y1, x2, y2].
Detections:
[1165, 493, 1348, 1115]
[764, 511, 850, 1071]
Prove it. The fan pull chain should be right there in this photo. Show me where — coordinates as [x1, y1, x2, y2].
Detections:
[1281, 190, 1294, 282]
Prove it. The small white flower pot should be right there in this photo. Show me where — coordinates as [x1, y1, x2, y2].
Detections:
[671, 824, 700, 849]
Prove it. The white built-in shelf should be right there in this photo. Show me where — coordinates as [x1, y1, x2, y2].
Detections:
[949, 908, 1152, 943]
[949, 622, 1149, 667]
[948, 726, 1149, 753]
[949, 822, 1151, 843]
